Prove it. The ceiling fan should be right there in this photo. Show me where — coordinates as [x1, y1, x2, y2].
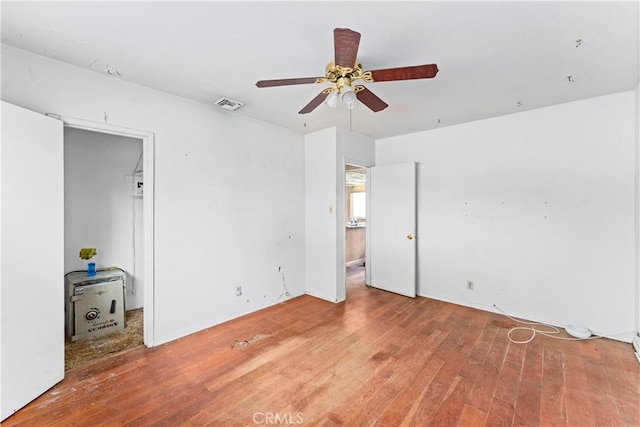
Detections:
[256, 28, 439, 114]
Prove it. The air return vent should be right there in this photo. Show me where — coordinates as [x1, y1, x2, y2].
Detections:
[214, 97, 244, 111]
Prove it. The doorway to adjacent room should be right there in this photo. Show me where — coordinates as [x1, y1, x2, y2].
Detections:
[345, 163, 367, 295]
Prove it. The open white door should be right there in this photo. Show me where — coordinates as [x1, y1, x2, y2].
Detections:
[368, 162, 416, 297]
[1, 102, 65, 420]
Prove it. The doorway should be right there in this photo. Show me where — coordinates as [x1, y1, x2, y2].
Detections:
[63, 128, 145, 370]
[345, 163, 367, 295]
[59, 116, 155, 359]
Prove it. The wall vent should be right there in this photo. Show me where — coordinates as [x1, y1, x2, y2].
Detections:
[214, 97, 244, 111]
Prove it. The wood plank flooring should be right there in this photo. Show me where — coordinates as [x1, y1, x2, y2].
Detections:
[4, 265, 639, 426]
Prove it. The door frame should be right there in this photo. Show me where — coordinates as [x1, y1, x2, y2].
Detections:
[52, 114, 156, 347]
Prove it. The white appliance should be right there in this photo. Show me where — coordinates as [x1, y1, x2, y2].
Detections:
[65, 269, 125, 341]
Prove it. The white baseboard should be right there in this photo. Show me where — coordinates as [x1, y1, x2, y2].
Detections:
[633, 335, 640, 363]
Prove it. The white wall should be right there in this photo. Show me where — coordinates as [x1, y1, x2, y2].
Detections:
[377, 92, 636, 341]
[1, 45, 306, 345]
[305, 128, 338, 302]
[64, 128, 144, 310]
[635, 83, 639, 337]
[305, 127, 374, 302]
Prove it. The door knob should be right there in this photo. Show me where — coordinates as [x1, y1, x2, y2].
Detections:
[406, 234, 414, 240]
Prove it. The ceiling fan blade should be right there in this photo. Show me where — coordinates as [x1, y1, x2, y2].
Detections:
[256, 77, 322, 88]
[356, 87, 388, 112]
[368, 64, 439, 82]
[334, 28, 361, 69]
[299, 91, 329, 114]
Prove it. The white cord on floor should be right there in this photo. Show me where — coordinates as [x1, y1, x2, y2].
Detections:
[493, 304, 603, 344]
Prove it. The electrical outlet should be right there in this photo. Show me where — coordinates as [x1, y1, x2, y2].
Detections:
[467, 281, 474, 290]
[236, 286, 242, 296]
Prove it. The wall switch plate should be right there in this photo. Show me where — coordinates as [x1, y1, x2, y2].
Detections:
[467, 281, 474, 290]
[236, 286, 242, 296]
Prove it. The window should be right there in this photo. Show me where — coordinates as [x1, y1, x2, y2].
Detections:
[351, 192, 366, 219]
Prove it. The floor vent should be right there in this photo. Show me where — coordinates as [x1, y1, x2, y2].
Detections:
[215, 97, 244, 111]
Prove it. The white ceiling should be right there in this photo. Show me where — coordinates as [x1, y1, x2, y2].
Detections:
[2, 1, 638, 140]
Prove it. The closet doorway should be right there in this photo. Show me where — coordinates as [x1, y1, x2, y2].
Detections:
[60, 117, 155, 370]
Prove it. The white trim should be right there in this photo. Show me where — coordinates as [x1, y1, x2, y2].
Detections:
[55, 115, 156, 347]
[365, 167, 371, 286]
[635, 83, 640, 340]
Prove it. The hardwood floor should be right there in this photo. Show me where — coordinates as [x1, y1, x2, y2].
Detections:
[4, 265, 639, 426]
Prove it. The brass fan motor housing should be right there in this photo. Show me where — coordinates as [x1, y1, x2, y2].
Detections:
[317, 61, 374, 93]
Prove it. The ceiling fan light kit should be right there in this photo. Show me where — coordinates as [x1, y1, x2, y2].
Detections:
[256, 28, 439, 115]
[324, 90, 339, 108]
[341, 84, 357, 104]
